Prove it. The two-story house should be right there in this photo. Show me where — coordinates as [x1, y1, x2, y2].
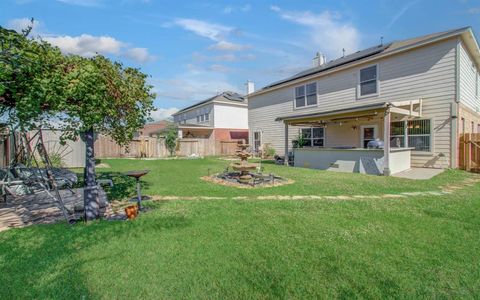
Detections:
[172, 91, 249, 143]
[248, 27, 480, 175]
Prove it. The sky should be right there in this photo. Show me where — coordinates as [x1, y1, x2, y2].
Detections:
[1, 0, 480, 121]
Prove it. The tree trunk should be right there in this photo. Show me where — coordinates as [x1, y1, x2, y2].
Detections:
[84, 127, 99, 220]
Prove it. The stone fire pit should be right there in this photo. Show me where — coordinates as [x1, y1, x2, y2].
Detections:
[202, 143, 292, 188]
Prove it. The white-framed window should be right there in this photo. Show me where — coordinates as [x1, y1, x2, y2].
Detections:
[205, 113, 209, 121]
[295, 82, 317, 108]
[390, 119, 431, 152]
[301, 127, 325, 147]
[253, 131, 262, 151]
[358, 65, 378, 97]
[196, 116, 200, 122]
[200, 115, 205, 122]
[360, 125, 377, 148]
[390, 121, 406, 148]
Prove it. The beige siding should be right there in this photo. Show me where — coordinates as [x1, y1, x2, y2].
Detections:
[249, 38, 457, 168]
[459, 42, 480, 112]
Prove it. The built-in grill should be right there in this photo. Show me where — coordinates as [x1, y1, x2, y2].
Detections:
[367, 140, 384, 149]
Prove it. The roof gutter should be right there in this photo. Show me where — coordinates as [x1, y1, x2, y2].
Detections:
[250, 28, 470, 98]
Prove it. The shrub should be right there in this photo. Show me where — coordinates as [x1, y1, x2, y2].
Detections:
[263, 143, 276, 158]
[164, 126, 178, 156]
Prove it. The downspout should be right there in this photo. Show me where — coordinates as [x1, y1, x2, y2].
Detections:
[451, 39, 461, 169]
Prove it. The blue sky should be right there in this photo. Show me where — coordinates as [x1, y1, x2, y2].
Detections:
[1, 0, 480, 121]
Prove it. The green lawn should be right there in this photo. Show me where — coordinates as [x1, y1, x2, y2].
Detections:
[98, 158, 469, 199]
[1, 158, 480, 298]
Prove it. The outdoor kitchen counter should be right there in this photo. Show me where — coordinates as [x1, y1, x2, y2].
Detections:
[294, 147, 413, 152]
[293, 147, 414, 175]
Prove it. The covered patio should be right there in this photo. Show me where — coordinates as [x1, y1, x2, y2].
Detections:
[177, 124, 213, 139]
[277, 100, 424, 176]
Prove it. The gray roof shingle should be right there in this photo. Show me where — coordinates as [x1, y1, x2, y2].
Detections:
[174, 91, 246, 115]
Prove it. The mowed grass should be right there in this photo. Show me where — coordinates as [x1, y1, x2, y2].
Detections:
[1, 158, 479, 298]
[98, 158, 469, 198]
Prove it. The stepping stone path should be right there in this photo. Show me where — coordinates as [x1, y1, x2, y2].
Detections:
[151, 175, 480, 202]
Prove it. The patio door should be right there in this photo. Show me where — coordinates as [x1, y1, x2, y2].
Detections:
[361, 125, 377, 148]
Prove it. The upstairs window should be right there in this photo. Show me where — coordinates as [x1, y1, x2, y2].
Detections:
[301, 127, 325, 147]
[359, 65, 378, 97]
[205, 113, 210, 121]
[295, 82, 317, 108]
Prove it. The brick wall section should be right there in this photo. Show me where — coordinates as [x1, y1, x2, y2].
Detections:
[459, 104, 480, 134]
[458, 104, 480, 167]
[213, 128, 249, 142]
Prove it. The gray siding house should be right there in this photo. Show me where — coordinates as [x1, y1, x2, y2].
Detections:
[248, 27, 480, 175]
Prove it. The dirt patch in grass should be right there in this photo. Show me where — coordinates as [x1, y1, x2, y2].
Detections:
[200, 174, 294, 189]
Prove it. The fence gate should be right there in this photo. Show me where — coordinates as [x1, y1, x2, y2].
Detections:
[459, 133, 480, 173]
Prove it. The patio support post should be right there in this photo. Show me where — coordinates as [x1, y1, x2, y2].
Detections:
[383, 109, 391, 176]
[284, 122, 289, 166]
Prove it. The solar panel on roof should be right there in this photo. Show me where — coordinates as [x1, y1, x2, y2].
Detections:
[262, 43, 392, 90]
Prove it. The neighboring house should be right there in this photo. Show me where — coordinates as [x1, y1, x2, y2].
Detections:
[248, 27, 480, 175]
[137, 120, 172, 137]
[172, 91, 249, 142]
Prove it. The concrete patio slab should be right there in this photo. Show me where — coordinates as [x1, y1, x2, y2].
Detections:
[393, 168, 445, 180]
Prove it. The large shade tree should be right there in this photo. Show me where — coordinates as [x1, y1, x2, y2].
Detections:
[0, 24, 155, 220]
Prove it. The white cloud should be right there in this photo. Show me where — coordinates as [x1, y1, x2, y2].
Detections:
[7, 18, 43, 35]
[173, 18, 250, 52]
[208, 41, 250, 51]
[223, 4, 251, 14]
[270, 6, 360, 58]
[174, 18, 232, 41]
[123, 47, 156, 63]
[44, 34, 123, 57]
[192, 52, 256, 62]
[209, 64, 230, 73]
[270, 5, 280, 12]
[149, 107, 179, 121]
[7, 18, 155, 64]
[468, 7, 480, 14]
[56, 0, 103, 7]
[223, 6, 233, 14]
[46, 35, 155, 63]
[152, 69, 241, 103]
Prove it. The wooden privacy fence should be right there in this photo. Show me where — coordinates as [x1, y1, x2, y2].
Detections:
[95, 135, 169, 159]
[177, 138, 215, 157]
[459, 133, 480, 172]
[95, 136, 243, 158]
[218, 140, 242, 156]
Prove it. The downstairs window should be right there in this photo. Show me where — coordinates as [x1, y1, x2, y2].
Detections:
[390, 119, 431, 152]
